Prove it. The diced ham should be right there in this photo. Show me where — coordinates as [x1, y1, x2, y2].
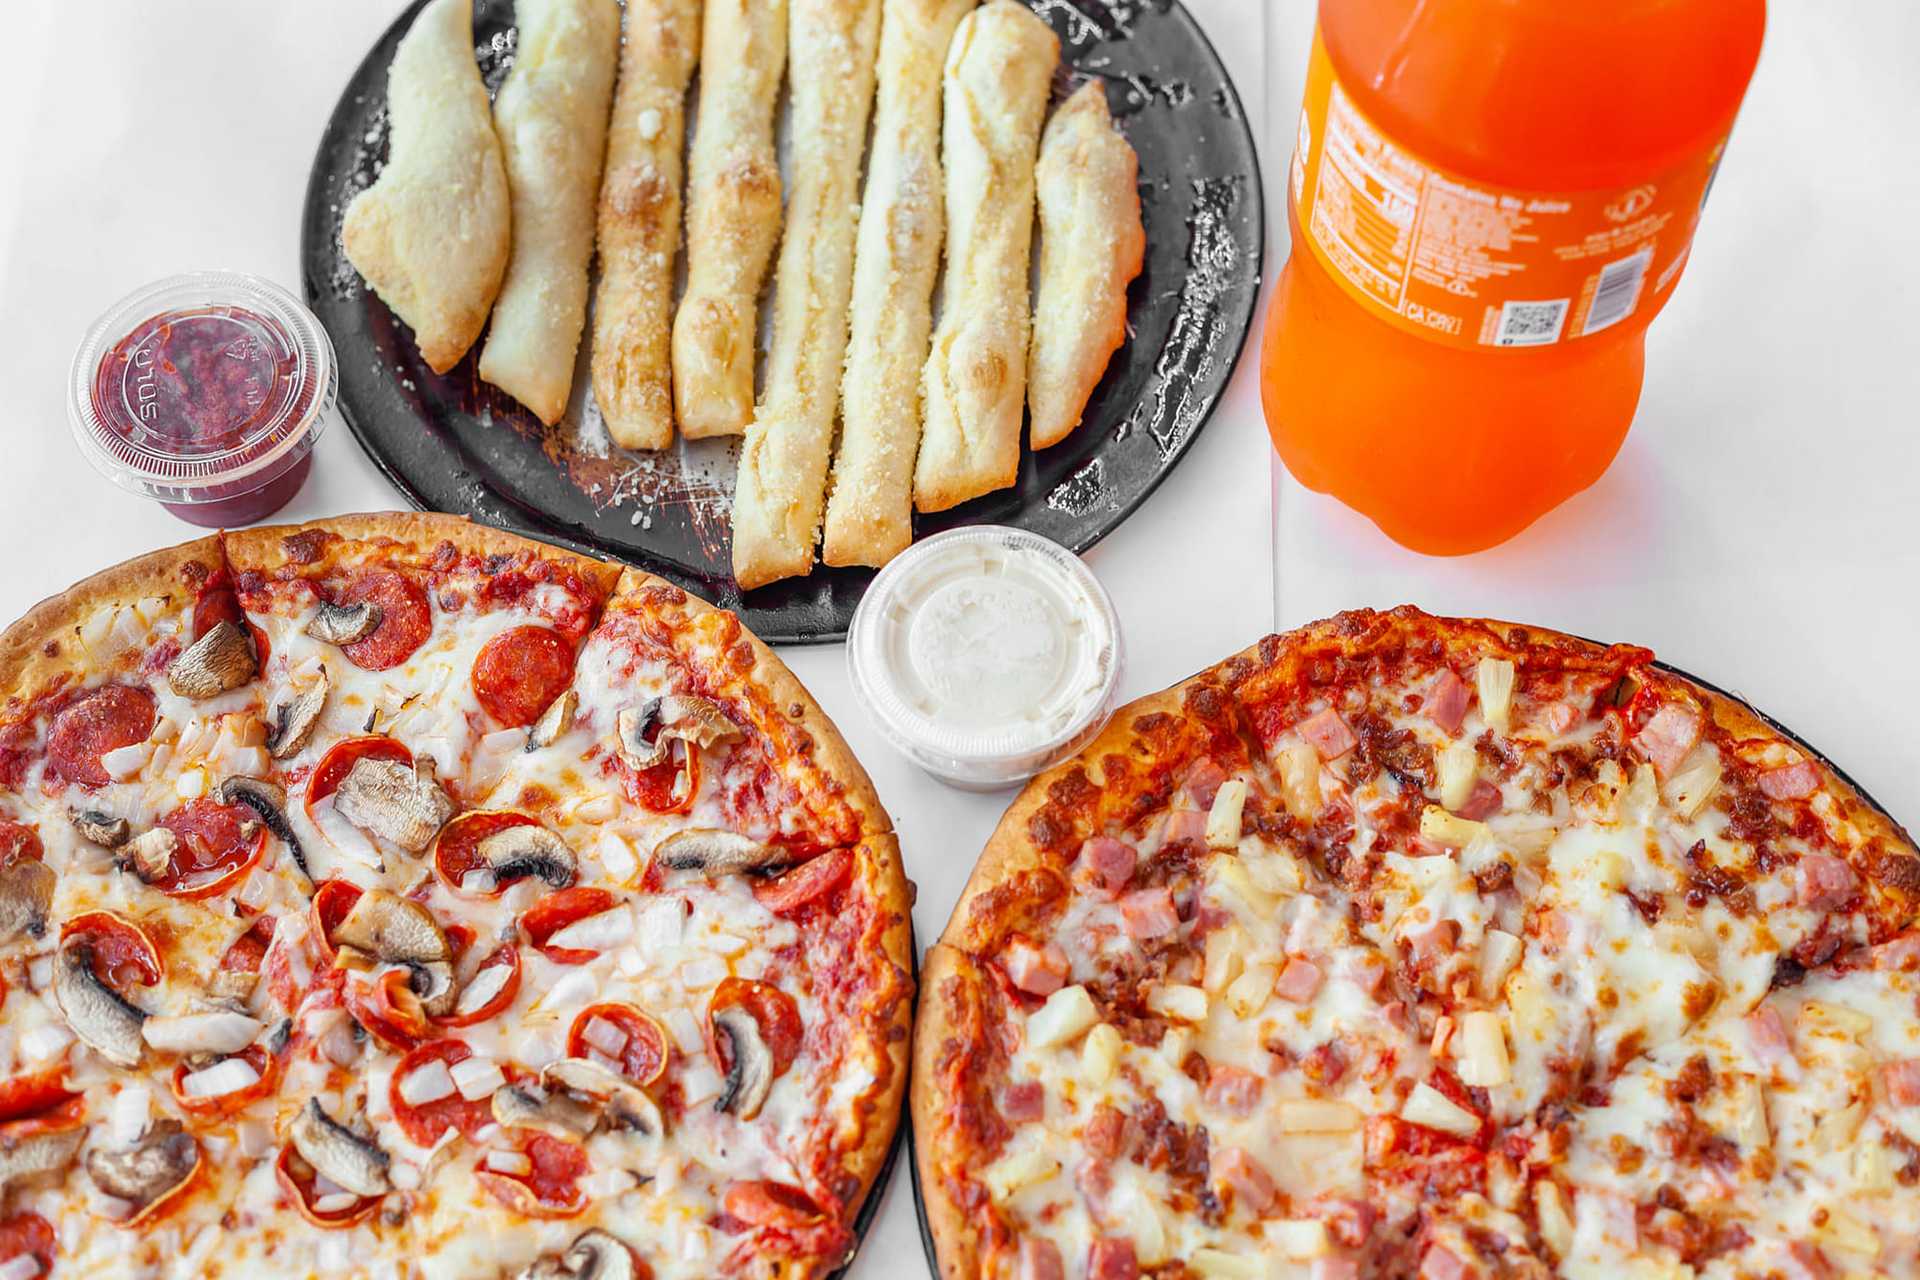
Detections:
[1377, 1000, 1410, 1031]
[1885, 1059, 1920, 1107]
[1424, 670, 1470, 737]
[1213, 1146, 1277, 1216]
[1075, 1159, 1114, 1218]
[1873, 933, 1920, 972]
[1781, 1242, 1835, 1280]
[1356, 954, 1391, 999]
[1084, 1104, 1128, 1159]
[1539, 701, 1579, 736]
[1313, 1261, 1361, 1280]
[1405, 920, 1461, 967]
[1002, 940, 1070, 997]
[1181, 758, 1228, 808]
[1745, 1005, 1791, 1067]
[1203, 1065, 1264, 1116]
[1759, 760, 1821, 801]
[1163, 809, 1207, 848]
[1299, 708, 1358, 761]
[1016, 1238, 1065, 1280]
[1275, 957, 1325, 1004]
[1637, 704, 1702, 778]
[1587, 1189, 1638, 1246]
[1001, 1081, 1045, 1123]
[1077, 837, 1138, 897]
[1454, 778, 1503, 821]
[1419, 1246, 1467, 1280]
[1119, 888, 1179, 940]
[1798, 853, 1858, 911]
[1317, 1197, 1378, 1248]
[1086, 1238, 1138, 1280]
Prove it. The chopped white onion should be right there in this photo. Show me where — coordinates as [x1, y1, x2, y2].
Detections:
[0, 1251, 43, 1280]
[580, 1016, 629, 1058]
[678, 955, 727, 989]
[389, 1160, 422, 1191]
[449, 1057, 506, 1102]
[459, 869, 498, 896]
[101, 742, 152, 782]
[398, 1060, 457, 1107]
[479, 727, 527, 757]
[321, 1023, 361, 1067]
[310, 1192, 360, 1215]
[19, 1023, 72, 1063]
[236, 1120, 275, 1160]
[180, 1056, 262, 1100]
[142, 1011, 264, 1055]
[541, 968, 600, 1013]
[546, 905, 634, 954]
[109, 1085, 151, 1148]
[454, 963, 511, 1017]
[26, 957, 54, 994]
[484, 1149, 532, 1176]
[580, 1168, 636, 1200]
[596, 832, 638, 883]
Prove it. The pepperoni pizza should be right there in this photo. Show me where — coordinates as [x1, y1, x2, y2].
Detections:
[914, 608, 1920, 1280]
[0, 514, 913, 1279]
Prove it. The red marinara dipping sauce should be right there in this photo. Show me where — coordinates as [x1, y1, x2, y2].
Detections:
[70, 272, 337, 526]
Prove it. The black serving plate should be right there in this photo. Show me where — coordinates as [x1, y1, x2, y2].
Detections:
[301, 0, 1265, 644]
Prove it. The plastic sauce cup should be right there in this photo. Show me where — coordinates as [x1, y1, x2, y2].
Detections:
[847, 526, 1123, 790]
[69, 271, 338, 527]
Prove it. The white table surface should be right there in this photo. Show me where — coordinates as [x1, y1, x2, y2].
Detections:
[0, 2, 1271, 1275]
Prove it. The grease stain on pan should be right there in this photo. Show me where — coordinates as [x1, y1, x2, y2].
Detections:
[1048, 457, 1114, 517]
[1132, 174, 1250, 461]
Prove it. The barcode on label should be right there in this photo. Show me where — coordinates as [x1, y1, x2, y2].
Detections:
[1494, 299, 1568, 347]
[1582, 248, 1652, 336]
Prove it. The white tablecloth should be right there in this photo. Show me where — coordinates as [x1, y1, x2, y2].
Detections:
[0, 2, 1273, 1274]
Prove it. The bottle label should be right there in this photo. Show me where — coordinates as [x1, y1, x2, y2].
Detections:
[1290, 31, 1727, 349]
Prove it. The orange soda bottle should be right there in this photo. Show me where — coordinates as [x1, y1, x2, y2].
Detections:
[1263, 0, 1766, 555]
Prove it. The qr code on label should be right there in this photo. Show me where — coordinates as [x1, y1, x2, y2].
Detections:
[1494, 299, 1569, 347]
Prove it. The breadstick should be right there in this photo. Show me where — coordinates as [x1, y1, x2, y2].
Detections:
[478, 0, 621, 425]
[820, 0, 978, 568]
[1028, 82, 1144, 449]
[341, 0, 511, 375]
[730, 0, 884, 588]
[671, 0, 788, 439]
[589, 0, 703, 449]
[913, 0, 1059, 513]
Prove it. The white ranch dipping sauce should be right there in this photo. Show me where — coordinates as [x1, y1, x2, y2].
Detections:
[847, 526, 1122, 789]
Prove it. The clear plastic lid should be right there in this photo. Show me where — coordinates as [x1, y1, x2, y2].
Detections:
[847, 526, 1123, 790]
[68, 271, 337, 506]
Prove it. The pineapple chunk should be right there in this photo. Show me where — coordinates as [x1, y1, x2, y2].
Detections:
[1081, 1023, 1122, 1087]
[1126, 1194, 1170, 1266]
[1729, 1076, 1770, 1152]
[1158, 1026, 1194, 1067]
[1811, 1203, 1881, 1256]
[1244, 847, 1304, 897]
[1147, 984, 1209, 1023]
[1812, 1100, 1865, 1154]
[1665, 753, 1724, 821]
[1401, 1083, 1481, 1138]
[1266, 1218, 1332, 1260]
[1420, 805, 1488, 849]
[1506, 970, 1558, 1043]
[1191, 1251, 1262, 1279]
[981, 1145, 1059, 1201]
[1224, 964, 1279, 1018]
[1853, 1138, 1900, 1194]
[1624, 762, 1659, 817]
[1533, 1180, 1575, 1257]
[1278, 1099, 1361, 1134]
[1476, 658, 1515, 732]
[1454, 1011, 1512, 1088]
[1208, 857, 1277, 919]
[1025, 986, 1100, 1051]
[1205, 779, 1249, 850]
[1276, 742, 1321, 819]
[1477, 930, 1524, 1000]
[1203, 928, 1246, 993]
[1437, 741, 1479, 812]
[1799, 1001, 1873, 1042]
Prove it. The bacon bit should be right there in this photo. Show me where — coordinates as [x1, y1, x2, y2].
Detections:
[1274, 957, 1324, 1004]
[1301, 1040, 1350, 1085]
[1423, 671, 1470, 737]
[1075, 837, 1137, 898]
[1298, 709, 1358, 761]
[1419, 1245, 1468, 1280]
[1203, 1065, 1263, 1117]
[1084, 1104, 1128, 1159]
[1637, 704, 1702, 778]
[1797, 853, 1858, 912]
[1016, 1238, 1064, 1280]
[1119, 888, 1178, 940]
[1454, 778, 1503, 821]
[1759, 760, 1821, 801]
[1781, 1242, 1836, 1280]
[1000, 1082, 1044, 1124]
[1001, 940, 1070, 997]
[1162, 809, 1207, 848]
[1213, 1146, 1277, 1216]
[1885, 1060, 1920, 1107]
[1086, 1237, 1138, 1280]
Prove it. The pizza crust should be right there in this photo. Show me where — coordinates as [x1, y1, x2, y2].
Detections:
[911, 942, 990, 1280]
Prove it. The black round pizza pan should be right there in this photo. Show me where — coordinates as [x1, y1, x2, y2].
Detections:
[300, 0, 1265, 644]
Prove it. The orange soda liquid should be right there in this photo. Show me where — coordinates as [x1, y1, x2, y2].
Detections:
[1263, 0, 1766, 555]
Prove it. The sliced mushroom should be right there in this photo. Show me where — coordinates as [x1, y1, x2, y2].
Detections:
[541, 1058, 665, 1150]
[53, 940, 147, 1067]
[0, 858, 54, 944]
[216, 775, 309, 881]
[614, 695, 741, 771]
[305, 601, 382, 646]
[167, 621, 257, 700]
[476, 824, 577, 890]
[266, 668, 330, 759]
[290, 1098, 389, 1198]
[330, 890, 456, 1016]
[0, 1125, 83, 1194]
[123, 828, 179, 882]
[333, 755, 455, 853]
[85, 1118, 198, 1216]
[142, 1009, 264, 1056]
[516, 1230, 643, 1280]
[712, 1004, 774, 1120]
[526, 689, 578, 752]
[654, 829, 793, 877]
[490, 1083, 599, 1142]
[70, 809, 130, 849]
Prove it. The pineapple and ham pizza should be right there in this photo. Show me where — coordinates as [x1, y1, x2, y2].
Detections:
[0, 514, 912, 1279]
[914, 607, 1920, 1280]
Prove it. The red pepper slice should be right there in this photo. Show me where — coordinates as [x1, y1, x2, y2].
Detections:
[520, 887, 620, 965]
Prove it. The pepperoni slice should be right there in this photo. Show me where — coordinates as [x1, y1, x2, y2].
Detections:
[472, 627, 576, 728]
[520, 887, 620, 965]
[169, 1045, 278, 1118]
[48, 684, 156, 787]
[433, 811, 541, 896]
[390, 1040, 496, 1146]
[307, 879, 363, 966]
[722, 1180, 827, 1232]
[307, 736, 413, 808]
[150, 797, 267, 899]
[752, 848, 853, 917]
[218, 916, 276, 980]
[438, 944, 521, 1028]
[0, 821, 42, 867]
[61, 911, 163, 989]
[192, 588, 270, 669]
[341, 967, 436, 1052]
[610, 739, 700, 815]
[708, 978, 803, 1079]
[476, 1133, 590, 1219]
[275, 1146, 379, 1228]
[567, 1004, 669, 1086]
[0, 1067, 76, 1125]
[335, 571, 432, 672]
[0, 1212, 55, 1274]
[0, 1096, 84, 1141]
